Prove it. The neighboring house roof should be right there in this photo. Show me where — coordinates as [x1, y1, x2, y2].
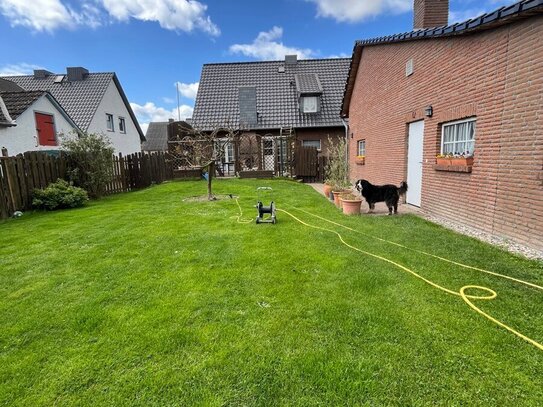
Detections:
[1, 72, 145, 141]
[142, 121, 169, 151]
[193, 57, 351, 131]
[341, 0, 543, 116]
[0, 91, 80, 130]
[0, 78, 24, 92]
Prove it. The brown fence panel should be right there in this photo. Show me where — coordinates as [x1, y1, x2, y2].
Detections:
[0, 151, 175, 219]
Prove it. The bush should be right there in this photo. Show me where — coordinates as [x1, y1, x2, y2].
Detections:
[62, 132, 114, 198]
[32, 180, 88, 211]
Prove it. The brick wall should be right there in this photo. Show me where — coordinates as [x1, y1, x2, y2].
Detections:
[348, 15, 543, 251]
[414, 0, 449, 29]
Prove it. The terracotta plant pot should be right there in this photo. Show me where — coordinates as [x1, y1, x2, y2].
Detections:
[323, 184, 333, 198]
[436, 157, 451, 165]
[451, 157, 474, 166]
[341, 199, 362, 215]
[332, 191, 343, 208]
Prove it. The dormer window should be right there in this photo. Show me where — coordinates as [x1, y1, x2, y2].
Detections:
[301, 96, 318, 113]
[295, 73, 322, 114]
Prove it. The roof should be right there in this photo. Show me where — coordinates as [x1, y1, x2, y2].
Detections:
[0, 78, 24, 92]
[1, 91, 45, 120]
[192, 57, 351, 131]
[341, 0, 543, 116]
[1, 72, 145, 141]
[0, 90, 80, 130]
[142, 122, 169, 151]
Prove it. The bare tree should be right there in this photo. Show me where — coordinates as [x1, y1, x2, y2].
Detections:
[169, 124, 241, 200]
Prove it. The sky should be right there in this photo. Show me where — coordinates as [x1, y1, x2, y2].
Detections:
[0, 0, 517, 133]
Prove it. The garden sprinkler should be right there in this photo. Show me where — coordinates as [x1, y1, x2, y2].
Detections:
[255, 187, 276, 224]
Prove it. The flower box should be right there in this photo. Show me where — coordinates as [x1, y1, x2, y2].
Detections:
[355, 156, 365, 165]
[450, 157, 474, 166]
[436, 157, 451, 166]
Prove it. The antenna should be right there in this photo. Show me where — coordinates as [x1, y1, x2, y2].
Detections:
[176, 82, 180, 121]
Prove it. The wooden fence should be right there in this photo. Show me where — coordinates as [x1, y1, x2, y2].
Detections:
[294, 146, 327, 183]
[0, 150, 173, 220]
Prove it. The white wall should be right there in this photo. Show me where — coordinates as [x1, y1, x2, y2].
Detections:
[0, 95, 77, 156]
[87, 80, 142, 155]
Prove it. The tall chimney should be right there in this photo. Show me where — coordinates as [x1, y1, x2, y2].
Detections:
[414, 0, 449, 29]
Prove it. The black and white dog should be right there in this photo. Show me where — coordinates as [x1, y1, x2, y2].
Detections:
[355, 179, 408, 215]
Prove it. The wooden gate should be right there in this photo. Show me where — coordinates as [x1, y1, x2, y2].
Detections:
[294, 146, 327, 182]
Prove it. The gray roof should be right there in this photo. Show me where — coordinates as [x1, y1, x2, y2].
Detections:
[0, 78, 24, 92]
[355, 0, 542, 47]
[142, 122, 169, 151]
[192, 57, 351, 130]
[1, 72, 145, 141]
[1, 91, 45, 120]
[342, 0, 543, 116]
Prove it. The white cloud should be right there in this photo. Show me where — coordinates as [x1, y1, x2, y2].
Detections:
[162, 97, 175, 104]
[229, 26, 315, 60]
[130, 101, 194, 131]
[0, 0, 219, 35]
[0, 62, 43, 76]
[0, 0, 78, 31]
[100, 0, 219, 35]
[176, 81, 199, 100]
[306, 0, 411, 23]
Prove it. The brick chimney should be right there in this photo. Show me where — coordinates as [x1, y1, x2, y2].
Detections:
[414, 0, 449, 29]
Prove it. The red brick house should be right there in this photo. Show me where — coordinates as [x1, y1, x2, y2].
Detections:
[342, 0, 543, 251]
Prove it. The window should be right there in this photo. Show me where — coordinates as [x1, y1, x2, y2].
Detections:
[357, 140, 366, 157]
[302, 140, 321, 150]
[118, 117, 126, 133]
[301, 96, 318, 113]
[441, 118, 476, 155]
[106, 114, 114, 132]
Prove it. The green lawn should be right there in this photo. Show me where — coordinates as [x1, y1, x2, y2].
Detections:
[1, 179, 542, 406]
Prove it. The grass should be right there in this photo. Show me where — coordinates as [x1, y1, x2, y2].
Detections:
[0, 179, 542, 406]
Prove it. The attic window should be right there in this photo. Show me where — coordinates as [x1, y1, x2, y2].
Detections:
[54, 75, 64, 83]
[301, 96, 318, 113]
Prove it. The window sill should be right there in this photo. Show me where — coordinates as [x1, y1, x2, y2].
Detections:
[433, 164, 472, 173]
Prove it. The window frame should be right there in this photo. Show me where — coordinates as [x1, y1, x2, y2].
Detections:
[301, 139, 321, 150]
[118, 117, 126, 134]
[440, 117, 476, 156]
[106, 113, 115, 132]
[357, 139, 366, 157]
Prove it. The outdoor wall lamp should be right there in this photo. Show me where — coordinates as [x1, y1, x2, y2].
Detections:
[424, 105, 433, 117]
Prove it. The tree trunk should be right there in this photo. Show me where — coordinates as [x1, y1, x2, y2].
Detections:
[207, 161, 215, 200]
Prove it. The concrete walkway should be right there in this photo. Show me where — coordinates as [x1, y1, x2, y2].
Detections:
[307, 182, 542, 260]
[307, 183, 420, 216]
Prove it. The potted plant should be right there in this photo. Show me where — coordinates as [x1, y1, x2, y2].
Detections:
[340, 192, 362, 215]
[323, 181, 333, 199]
[325, 136, 351, 206]
[355, 155, 365, 165]
[435, 153, 452, 165]
[451, 151, 474, 166]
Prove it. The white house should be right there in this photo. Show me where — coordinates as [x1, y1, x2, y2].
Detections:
[1, 67, 144, 155]
[0, 90, 79, 155]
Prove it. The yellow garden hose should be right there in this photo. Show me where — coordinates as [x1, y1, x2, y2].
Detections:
[233, 199, 542, 351]
[276, 207, 543, 351]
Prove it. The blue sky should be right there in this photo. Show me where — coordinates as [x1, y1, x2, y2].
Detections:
[0, 0, 517, 132]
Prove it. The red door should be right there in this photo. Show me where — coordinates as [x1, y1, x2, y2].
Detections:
[35, 113, 57, 146]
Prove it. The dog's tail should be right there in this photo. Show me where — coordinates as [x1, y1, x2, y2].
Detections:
[398, 181, 408, 195]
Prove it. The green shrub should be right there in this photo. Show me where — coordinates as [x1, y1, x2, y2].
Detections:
[32, 179, 88, 211]
[62, 132, 114, 198]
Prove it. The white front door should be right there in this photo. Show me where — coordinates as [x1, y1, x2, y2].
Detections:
[407, 120, 424, 207]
